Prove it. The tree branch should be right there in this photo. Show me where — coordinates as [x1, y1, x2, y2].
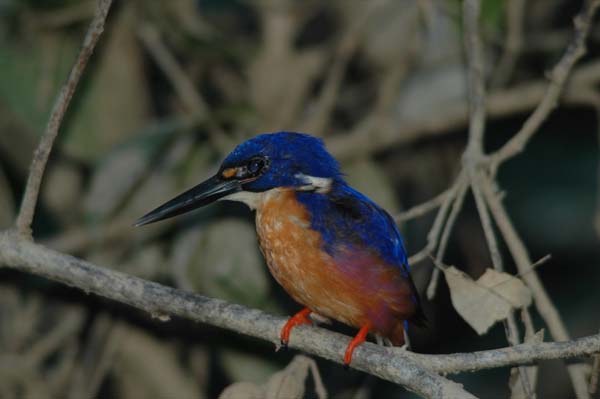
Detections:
[395, 188, 451, 224]
[491, 0, 600, 170]
[0, 232, 475, 399]
[480, 174, 592, 398]
[328, 58, 600, 161]
[14, 0, 113, 238]
[2, 232, 600, 397]
[462, 2, 532, 395]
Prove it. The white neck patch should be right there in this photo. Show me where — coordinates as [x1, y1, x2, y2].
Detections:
[294, 173, 333, 194]
[219, 191, 263, 210]
[220, 175, 333, 210]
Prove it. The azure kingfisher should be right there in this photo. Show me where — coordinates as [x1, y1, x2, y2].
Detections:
[136, 132, 425, 365]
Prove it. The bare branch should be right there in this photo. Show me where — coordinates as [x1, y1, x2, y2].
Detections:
[2, 232, 600, 397]
[426, 174, 468, 299]
[462, 3, 532, 394]
[301, 2, 379, 134]
[408, 333, 600, 374]
[491, 0, 526, 88]
[1, 232, 599, 389]
[14, 0, 114, 238]
[480, 174, 591, 398]
[395, 188, 451, 224]
[136, 23, 231, 153]
[328, 59, 600, 161]
[0, 232, 475, 399]
[462, 0, 486, 156]
[491, 0, 600, 169]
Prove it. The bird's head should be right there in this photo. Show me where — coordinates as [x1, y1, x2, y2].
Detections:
[135, 132, 342, 226]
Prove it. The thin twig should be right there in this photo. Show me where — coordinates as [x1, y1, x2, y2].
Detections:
[491, 0, 526, 88]
[426, 174, 468, 299]
[14, 0, 114, 238]
[480, 173, 591, 398]
[302, 2, 379, 134]
[472, 173, 534, 398]
[462, 0, 486, 156]
[136, 23, 231, 153]
[491, 0, 600, 171]
[406, 332, 600, 375]
[397, 181, 457, 266]
[395, 188, 451, 224]
[328, 58, 600, 161]
[462, 2, 532, 394]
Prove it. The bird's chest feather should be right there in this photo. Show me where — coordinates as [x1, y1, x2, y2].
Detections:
[255, 189, 331, 307]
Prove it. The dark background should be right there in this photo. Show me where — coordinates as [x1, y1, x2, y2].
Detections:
[0, 0, 599, 398]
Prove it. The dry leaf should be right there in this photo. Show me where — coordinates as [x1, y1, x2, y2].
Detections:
[269, 355, 326, 399]
[509, 329, 544, 399]
[444, 266, 532, 335]
[218, 355, 327, 399]
[478, 269, 533, 309]
[219, 382, 265, 399]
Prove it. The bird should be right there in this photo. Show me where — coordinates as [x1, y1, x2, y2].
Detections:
[135, 132, 426, 366]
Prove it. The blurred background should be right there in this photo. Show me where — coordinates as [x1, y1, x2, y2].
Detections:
[1, 0, 599, 397]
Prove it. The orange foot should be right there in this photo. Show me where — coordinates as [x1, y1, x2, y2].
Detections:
[280, 307, 312, 348]
[343, 323, 372, 366]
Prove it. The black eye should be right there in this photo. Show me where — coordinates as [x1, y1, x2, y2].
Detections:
[248, 158, 263, 174]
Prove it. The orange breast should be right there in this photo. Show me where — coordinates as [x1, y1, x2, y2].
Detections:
[255, 189, 416, 339]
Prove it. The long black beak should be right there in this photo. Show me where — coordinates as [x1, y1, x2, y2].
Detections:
[134, 175, 241, 227]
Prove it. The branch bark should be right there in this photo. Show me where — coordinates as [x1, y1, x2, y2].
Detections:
[0, 232, 475, 399]
[2, 233, 600, 397]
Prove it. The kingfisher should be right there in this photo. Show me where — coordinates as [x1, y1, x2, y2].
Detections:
[136, 132, 425, 365]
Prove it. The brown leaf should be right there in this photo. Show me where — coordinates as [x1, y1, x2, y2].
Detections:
[218, 355, 327, 399]
[265, 355, 325, 399]
[444, 266, 532, 335]
[219, 382, 265, 399]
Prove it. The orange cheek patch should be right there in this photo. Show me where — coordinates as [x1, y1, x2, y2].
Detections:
[222, 168, 237, 178]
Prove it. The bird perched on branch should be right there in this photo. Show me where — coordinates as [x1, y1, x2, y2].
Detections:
[136, 132, 425, 365]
